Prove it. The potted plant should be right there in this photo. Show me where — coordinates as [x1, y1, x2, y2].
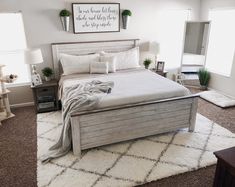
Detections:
[198, 68, 210, 90]
[143, 59, 152, 69]
[60, 9, 71, 32]
[122, 9, 132, 29]
[42, 67, 53, 81]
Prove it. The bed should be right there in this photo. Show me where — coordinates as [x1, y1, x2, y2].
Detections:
[52, 39, 198, 158]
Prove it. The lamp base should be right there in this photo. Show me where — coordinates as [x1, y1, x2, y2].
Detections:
[32, 64, 38, 74]
[30, 65, 42, 87]
[31, 73, 42, 87]
[154, 55, 158, 70]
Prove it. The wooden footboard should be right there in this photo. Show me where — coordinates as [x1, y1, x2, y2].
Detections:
[71, 95, 198, 157]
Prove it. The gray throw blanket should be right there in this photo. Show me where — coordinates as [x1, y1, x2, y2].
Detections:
[42, 80, 114, 163]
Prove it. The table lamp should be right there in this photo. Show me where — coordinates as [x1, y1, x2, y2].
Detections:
[24, 48, 43, 86]
[149, 42, 160, 70]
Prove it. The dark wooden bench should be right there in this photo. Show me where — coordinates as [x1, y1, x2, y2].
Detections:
[214, 147, 235, 187]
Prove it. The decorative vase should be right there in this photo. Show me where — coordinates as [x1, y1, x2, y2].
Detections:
[200, 85, 207, 90]
[145, 65, 149, 69]
[44, 76, 51, 82]
[60, 16, 70, 32]
[122, 15, 130, 29]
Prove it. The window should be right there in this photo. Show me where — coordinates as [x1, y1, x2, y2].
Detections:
[0, 12, 30, 84]
[157, 10, 191, 70]
[205, 9, 235, 77]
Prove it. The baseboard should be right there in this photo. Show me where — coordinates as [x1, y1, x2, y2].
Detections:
[10, 102, 34, 108]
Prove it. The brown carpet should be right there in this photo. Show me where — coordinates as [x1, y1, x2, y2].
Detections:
[0, 106, 37, 187]
[0, 88, 235, 187]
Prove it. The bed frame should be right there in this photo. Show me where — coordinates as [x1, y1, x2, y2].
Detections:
[51, 39, 198, 158]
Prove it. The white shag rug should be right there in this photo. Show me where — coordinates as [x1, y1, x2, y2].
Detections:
[37, 112, 235, 187]
[200, 90, 235, 108]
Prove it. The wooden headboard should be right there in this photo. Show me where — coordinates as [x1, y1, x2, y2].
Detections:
[51, 39, 139, 79]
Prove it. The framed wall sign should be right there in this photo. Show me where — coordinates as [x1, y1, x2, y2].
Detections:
[72, 3, 120, 34]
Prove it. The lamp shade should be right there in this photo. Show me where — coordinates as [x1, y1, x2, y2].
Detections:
[24, 48, 43, 65]
[149, 42, 160, 55]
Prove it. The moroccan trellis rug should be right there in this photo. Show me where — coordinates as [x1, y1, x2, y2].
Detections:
[37, 111, 235, 187]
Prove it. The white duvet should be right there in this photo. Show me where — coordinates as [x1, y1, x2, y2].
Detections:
[59, 69, 190, 109]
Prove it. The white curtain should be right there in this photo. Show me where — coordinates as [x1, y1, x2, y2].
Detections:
[0, 13, 30, 84]
[205, 9, 235, 77]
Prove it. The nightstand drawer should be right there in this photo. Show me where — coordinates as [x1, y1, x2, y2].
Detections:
[31, 80, 59, 113]
[36, 87, 55, 96]
[38, 102, 55, 109]
[37, 95, 55, 103]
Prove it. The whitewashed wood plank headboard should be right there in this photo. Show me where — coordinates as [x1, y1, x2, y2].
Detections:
[51, 39, 139, 79]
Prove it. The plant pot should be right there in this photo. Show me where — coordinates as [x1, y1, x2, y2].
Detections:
[200, 85, 208, 90]
[60, 16, 70, 32]
[122, 15, 130, 29]
[145, 65, 149, 69]
[44, 76, 51, 82]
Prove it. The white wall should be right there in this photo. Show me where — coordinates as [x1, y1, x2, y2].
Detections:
[201, 0, 235, 97]
[0, 0, 200, 105]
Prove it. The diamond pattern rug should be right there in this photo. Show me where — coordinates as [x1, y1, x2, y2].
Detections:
[37, 112, 235, 187]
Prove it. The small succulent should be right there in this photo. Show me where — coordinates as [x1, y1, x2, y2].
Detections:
[122, 10, 132, 16]
[143, 59, 152, 69]
[198, 68, 210, 88]
[59, 9, 71, 17]
[42, 67, 53, 77]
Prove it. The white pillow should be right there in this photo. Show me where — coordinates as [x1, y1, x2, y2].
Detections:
[60, 53, 99, 75]
[90, 61, 108, 74]
[106, 47, 140, 70]
[100, 56, 116, 73]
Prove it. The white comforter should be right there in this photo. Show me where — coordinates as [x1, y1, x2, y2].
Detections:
[59, 69, 190, 109]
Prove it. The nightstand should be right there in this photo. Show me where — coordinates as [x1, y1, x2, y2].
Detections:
[213, 147, 235, 187]
[150, 69, 168, 78]
[31, 80, 59, 113]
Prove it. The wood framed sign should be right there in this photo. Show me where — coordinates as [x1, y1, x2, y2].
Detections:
[72, 3, 120, 34]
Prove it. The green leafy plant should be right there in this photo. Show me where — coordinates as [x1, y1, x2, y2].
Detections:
[143, 58, 152, 69]
[122, 10, 132, 16]
[198, 68, 210, 87]
[59, 9, 71, 17]
[42, 67, 53, 77]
